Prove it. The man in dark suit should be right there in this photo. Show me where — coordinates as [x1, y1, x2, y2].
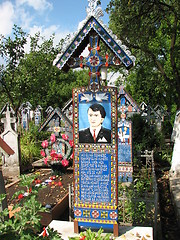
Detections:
[79, 103, 111, 143]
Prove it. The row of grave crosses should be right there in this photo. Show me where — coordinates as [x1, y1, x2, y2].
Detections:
[0, 103, 44, 132]
[0, 99, 168, 135]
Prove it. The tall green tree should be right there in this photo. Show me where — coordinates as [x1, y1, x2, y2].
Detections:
[106, 0, 180, 111]
[0, 25, 28, 113]
[0, 26, 89, 115]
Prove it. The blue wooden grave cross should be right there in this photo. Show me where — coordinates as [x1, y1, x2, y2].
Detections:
[68, 34, 121, 91]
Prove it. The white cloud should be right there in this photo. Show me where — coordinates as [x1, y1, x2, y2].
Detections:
[0, 0, 76, 57]
[29, 25, 70, 43]
[23, 25, 70, 53]
[16, 7, 34, 30]
[16, 0, 53, 12]
[0, 1, 15, 36]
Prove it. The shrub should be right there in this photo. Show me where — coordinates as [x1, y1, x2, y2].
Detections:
[0, 174, 62, 239]
[20, 122, 50, 167]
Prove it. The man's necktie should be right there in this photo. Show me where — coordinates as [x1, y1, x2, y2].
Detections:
[93, 130, 96, 143]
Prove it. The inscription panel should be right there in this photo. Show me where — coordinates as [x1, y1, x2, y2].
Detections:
[79, 152, 111, 203]
[118, 144, 131, 163]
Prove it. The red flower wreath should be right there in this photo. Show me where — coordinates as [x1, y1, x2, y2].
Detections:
[40, 133, 73, 168]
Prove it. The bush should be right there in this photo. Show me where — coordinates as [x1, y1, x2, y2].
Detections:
[130, 114, 162, 152]
[69, 228, 113, 240]
[118, 168, 154, 226]
[20, 122, 50, 167]
[0, 174, 62, 239]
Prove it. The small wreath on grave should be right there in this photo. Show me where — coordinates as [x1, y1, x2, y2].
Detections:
[40, 133, 73, 173]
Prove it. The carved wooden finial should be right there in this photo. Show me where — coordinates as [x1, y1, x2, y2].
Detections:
[86, 0, 103, 19]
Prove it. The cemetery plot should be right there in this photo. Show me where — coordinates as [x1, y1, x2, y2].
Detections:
[5, 168, 73, 225]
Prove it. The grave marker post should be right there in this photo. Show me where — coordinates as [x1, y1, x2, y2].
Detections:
[117, 86, 140, 182]
[73, 86, 118, 235]
[34, 105, 43, 126]
[53, 1, 136, 236]
[1, 105, 20, 178]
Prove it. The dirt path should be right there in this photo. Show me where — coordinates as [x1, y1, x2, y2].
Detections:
[156, 168, 180, 239]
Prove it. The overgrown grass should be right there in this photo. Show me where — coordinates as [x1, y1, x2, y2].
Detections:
[19, 122, 50, 167]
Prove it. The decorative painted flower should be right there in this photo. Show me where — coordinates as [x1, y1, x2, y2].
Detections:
[89, 55, 99, 66]
[61, 159, 69, 167]
[61, 134, 69, 140]
[41, 140, 48, 148]
[50, 134, 56, 143]
[40, 150, 46, 157]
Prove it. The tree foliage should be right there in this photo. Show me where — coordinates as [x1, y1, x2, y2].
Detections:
[106, 0, 180, 111]
[0, 26, 89, 115]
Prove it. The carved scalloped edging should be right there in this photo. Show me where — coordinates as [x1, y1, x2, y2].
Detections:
[53, 2, 136, 68]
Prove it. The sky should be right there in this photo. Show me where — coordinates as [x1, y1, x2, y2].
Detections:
[0, 0, 122, 84]
[0, 0, 110, 45]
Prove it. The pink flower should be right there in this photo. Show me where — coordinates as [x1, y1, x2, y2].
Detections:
[50, 149, 58, 160]
[69, 140, 73, 147]
[61, 134, 69, 140]
[41, 140, 48, 148]
[80, 236, 86, 240]
[40, 150, 46, 157]
[50, 149, 56, 157]
[54, 154, 59, 161]
[61, 159, 69, 167]
[50, 134, 56, 143]
[57, 153, 63, 160]
[44, 157, 48, 165]
[50, 176, 56, 180]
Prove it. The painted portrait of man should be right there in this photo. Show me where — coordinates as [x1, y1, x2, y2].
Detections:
[79, 102, 111, 144]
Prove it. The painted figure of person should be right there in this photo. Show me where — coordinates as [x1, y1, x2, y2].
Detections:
[79, 103, 111, 143]
[118, 126, 128, 143]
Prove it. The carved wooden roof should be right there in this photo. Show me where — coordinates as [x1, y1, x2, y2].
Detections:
[118, 86, 140, 113]
[53, 16, 136, 72]
[38, 107, 72, 132]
